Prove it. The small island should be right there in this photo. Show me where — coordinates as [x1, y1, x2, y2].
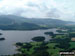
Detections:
[44, 32, 54, 36]
[0, 38, 5, 40]
[0, 33, 3, 35]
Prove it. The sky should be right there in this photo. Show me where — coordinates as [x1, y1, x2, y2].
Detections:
[0, 0, 75, 21]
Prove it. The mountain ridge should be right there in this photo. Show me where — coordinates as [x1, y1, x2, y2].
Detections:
[0, 15, 75, 30]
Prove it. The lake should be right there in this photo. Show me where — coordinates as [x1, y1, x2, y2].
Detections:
[0, 28, 57, 55]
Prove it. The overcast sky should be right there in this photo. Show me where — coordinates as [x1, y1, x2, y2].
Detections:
[0, 0, 75, 21]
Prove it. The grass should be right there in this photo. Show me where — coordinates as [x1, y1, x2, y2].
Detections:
[69, 42, 75, 48]
[47, 43, 60, 56]
[47, 43, 57, 48]
[30, 42, 42, 46]
[47, 48, 60, 56]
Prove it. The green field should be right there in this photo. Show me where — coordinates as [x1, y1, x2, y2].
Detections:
[70, 42, 75, 48]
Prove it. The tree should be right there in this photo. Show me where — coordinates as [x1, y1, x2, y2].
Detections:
[16, 42, 23, 46]
[32, 50, 49, 56]
[44, 32, 54, 36]
[32, 36, 45, 42]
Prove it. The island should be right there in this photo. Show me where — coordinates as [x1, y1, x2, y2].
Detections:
[0, 33, 2, 35]
[0, 38, 5, 40]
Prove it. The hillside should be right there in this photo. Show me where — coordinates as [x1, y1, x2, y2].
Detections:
[0, 15, 41, 30]
[0, 15, 75, 30]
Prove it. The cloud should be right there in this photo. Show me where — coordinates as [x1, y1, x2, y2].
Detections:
[0, 0, 75, 21]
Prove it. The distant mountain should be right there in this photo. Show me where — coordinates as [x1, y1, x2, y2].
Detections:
[0, 15, 75, 30]
[24, 19, 67, 26]
[0, 15, 14, 25]
[17, 18, 75, 28]
[0, 15, 41, 30]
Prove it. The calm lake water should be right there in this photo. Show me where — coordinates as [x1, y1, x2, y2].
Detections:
[0, 29, 57, 55]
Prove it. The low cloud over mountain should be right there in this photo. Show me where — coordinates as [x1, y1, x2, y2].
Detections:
[0, 0, 75, 21]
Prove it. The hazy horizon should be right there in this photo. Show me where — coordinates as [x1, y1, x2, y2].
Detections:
[0, 0, 75, 21]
